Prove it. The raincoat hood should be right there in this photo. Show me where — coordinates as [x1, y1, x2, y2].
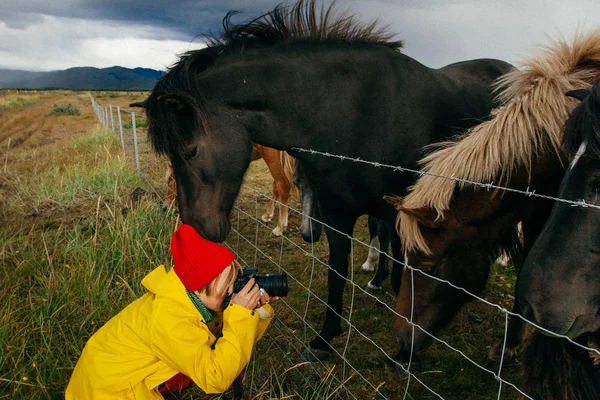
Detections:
[142, 265, 194, 311]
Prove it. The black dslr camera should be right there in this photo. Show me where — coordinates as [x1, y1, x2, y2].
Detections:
[233, 267, 288, 297]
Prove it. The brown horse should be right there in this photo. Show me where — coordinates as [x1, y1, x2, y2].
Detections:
[163, 144, 297, 236]
[385, 31, 600, 364]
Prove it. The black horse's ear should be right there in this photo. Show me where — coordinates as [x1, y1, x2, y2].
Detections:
[157, 94, 192, 112]
[566, 88, 590, 101]
[129, 101, 146, 108]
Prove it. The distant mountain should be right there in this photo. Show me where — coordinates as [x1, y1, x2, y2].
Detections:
[0, 66, 164, 90]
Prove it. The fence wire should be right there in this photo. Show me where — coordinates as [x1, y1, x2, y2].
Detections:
[90, 94, 598, 400]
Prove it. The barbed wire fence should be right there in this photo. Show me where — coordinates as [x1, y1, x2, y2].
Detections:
[89, 94, 599, 400]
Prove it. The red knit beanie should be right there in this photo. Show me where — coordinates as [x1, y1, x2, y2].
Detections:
[171, 224, 235, 292]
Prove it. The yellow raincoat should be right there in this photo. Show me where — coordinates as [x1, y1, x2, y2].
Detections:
[66, 265, 273, 399]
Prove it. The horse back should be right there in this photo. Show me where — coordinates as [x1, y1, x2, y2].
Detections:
[429, 58, 514, 131]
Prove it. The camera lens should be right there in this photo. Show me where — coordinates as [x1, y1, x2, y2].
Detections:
[232, 268, 289, 298]
[254, 273, 288, 297]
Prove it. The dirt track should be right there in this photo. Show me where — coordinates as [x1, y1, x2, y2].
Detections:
[0, 90, 149, 229]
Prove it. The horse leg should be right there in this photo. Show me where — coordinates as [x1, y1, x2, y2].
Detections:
[303, 215, 357, 361]
[256, 145, 291, 236]
[272, 174, 291, 236]
[487, 302, 526, 363]
[261, 181, 277, 223]
[366, 218, 391, 291]
[360, 216, 380, 273]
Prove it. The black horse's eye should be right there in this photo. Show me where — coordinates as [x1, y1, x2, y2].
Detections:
[183, 146, 197, 160]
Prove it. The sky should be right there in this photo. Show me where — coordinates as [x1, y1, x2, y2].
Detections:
[0, 0, 598, 72]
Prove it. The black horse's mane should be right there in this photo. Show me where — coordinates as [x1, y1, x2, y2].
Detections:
[564, 80, 600, 158]
[208, 0, 403, 51]
[524, 333, 600, 400]
[147, 0, 403, 157]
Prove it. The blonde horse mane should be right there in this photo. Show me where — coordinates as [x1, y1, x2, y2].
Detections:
[397, 30, 600, 254]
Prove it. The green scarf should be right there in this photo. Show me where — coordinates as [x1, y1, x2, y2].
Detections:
[185, 289, 214, 323]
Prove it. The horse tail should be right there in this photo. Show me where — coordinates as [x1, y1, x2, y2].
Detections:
[523, 332, 600, 400]
[164, 163, 173, 184]
[281, 151, 298, 196]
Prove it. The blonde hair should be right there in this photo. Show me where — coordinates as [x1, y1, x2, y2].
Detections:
[198, 259, 241, 297]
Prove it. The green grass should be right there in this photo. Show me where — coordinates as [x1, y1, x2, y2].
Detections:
[16, 130, 138, 208]
[0, 128, 179, 398]
[122, 115, 147, 129]
[47, 104, 80, 116]
[0, 120, 525, 399]
[0, 96, 40, 110]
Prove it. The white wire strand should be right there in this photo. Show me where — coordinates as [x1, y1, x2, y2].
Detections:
[291, 147, 600, 211]
[97, 93, 599, 399]
[241, 185, 600, 360]
[235, 184, 600, 399]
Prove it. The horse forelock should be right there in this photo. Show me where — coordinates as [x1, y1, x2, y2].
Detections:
[401, 30, 600, 237]
[146, 62, 213, 158]
[397, 210, 434, 255]
[206, 0, 403, 51]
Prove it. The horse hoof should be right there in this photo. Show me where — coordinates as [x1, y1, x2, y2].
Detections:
[366, 281, 382, 292]
[359, 263, 375, 273]
[391, 352, 421, 374]
[301, 345, 332, 362]
[486, 343, 517, 366]
[272, 227, 283, 236]
[261, 214, 273, 222]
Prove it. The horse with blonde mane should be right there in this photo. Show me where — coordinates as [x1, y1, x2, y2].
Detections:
[385, 30, 600, 364]
[163, 145, 297, 236]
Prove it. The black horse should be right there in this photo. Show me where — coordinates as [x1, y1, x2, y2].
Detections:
[516, 80, 600, 399]
[138, 0, 512, 359]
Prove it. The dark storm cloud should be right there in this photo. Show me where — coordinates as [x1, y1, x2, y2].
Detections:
[1, 0, 598, 71]
[0, 0, 468, 41]
[0, 0, 287, 40]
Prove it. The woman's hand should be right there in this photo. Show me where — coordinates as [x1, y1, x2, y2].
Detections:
[230, 278, 261, 310]
[258, 289, 278, 307]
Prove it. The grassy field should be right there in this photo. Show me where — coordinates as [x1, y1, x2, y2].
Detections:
[0, 90, 526, 399]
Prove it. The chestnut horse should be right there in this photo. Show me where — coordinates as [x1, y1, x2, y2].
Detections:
[163, 144, 296, 236]
[386, 31, 600, 364]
